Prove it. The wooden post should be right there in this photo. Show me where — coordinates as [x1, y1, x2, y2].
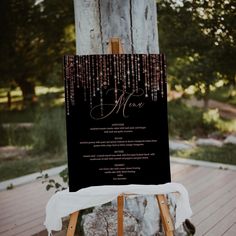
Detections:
[117, 195, 124, 236]
[66, 211, 79, 236]
[156, 195, 174, 236]
[107, 38, 124, 54]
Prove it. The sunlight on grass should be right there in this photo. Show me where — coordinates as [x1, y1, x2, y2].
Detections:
[11, 88, 22, 97]
[0, 88, 9, 97]
[11, 96, 23, 103]
[52, 97, 65, 106]
[35, 86, 64, 96]
[0, 97, 7, 103]
[0, 87, 23, 103]
[1, 86, 64, 98]
[0, 86, 65, 106]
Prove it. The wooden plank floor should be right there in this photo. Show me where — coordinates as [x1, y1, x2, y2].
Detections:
[0, 162, 236, 236]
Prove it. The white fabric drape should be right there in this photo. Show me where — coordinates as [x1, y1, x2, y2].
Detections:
[44, 183, 192, 235]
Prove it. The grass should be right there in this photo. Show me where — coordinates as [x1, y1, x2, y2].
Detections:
[171, 144, 236, 165]
[0, 86, 65, 112]
[0, 109, 36, 124]
[0, 90, 67, 181]
[0, 125, 33, 146]
[0, 106, 66, 150]
[32, 107, 66, 154]
[0, 152, 67, 182]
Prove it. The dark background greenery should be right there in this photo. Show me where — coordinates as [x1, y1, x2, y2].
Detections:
[0, 0, 75, 103]
[158, 0, 236, 106]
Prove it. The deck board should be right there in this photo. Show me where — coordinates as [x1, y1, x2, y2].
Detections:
[223, 223, 236, 236]
[0, 162, 236, 236]
[195, 196, 236, 235]
[205, 208, 236, 236]
[192, 179, 236, 215]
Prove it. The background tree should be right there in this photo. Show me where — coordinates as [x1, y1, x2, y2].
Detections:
[157, 0, 236, 107]
[0, 0, 75, 105]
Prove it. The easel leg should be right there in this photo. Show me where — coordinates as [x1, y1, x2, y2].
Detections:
[117, 195, 124, 236]
[66, 211, 79, 236]
[156, 195, 174, 236]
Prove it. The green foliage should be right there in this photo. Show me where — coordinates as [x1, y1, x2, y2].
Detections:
[158, 0, 236, 100]
[168, 99, 236, 139]
[215, 118, 236, 134]
[202, 108, 221, 133]
[0, 88, 66, 147]
[203, 109, 220, 126]
[59, 167, 68, 183]
[32, 107, 66, 154]
[37, 172, 67, 192]
[168, 99, 206, 138]
[0, 0, 75, 102]
[209, 86, 236, 106]
[1, 125, 33, 147]
[6, 183, 14, 190]
[0, 108, 35, 146]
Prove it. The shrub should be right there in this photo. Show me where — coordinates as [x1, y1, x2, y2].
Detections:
[202, 108, 220, 132]
[0, 124, 33, 147]
[168, 99, 205, 139]
[168, 99, 224, 139]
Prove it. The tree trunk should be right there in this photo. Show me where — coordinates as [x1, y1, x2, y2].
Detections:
[7, 91, 11, 109]
[74, 0, 159, 54]
[18, 80, 37, 106]
[73, 0, 167, 234]
[203, 83, 210, 109]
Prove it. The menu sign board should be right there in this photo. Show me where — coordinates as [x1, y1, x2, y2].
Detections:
[64, 54, 171, 191]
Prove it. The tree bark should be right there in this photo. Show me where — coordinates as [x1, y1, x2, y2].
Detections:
[74, 0, 159, 54]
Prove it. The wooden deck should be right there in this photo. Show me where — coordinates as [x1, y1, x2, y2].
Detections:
[0, 162, 236, 236]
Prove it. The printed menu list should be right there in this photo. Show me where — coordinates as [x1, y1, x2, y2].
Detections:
[81, 123, 158, 181]
[64, 54, 171, 191]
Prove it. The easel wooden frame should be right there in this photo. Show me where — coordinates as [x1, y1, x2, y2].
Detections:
[66, 38, 174, 236]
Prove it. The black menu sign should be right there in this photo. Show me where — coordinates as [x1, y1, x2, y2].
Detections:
[64, 54, 171, 191]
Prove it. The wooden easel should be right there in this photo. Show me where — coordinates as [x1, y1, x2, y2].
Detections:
[66, 38, 174, 236]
